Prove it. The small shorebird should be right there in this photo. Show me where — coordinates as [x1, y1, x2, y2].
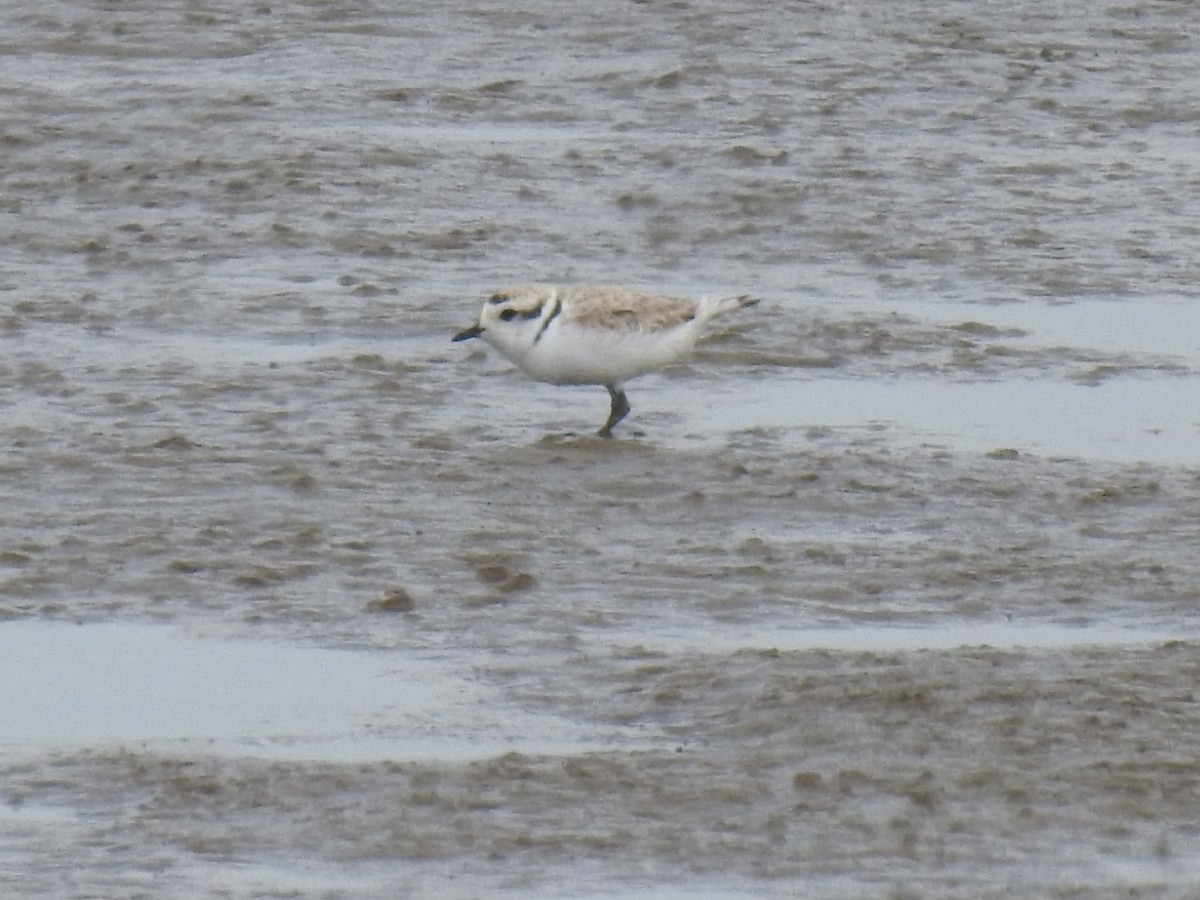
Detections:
[453, 284, 758, 437]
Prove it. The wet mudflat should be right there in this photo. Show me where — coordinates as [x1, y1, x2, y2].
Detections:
[2, 1, 1200, 897]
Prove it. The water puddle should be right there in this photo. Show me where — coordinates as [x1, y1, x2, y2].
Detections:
[862, 293, 1200, 362]
[0, 621, 631, 763]
[679, 373, 1200, 466]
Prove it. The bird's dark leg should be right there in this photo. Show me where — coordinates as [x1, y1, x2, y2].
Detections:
[599, 384, 631, 438]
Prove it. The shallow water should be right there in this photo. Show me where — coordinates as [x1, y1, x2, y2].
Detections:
[3, 1, 1200, 897]
[0, 621, 645, 763]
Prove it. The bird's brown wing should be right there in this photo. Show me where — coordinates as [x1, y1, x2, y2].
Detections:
[561, 286, 696, 332]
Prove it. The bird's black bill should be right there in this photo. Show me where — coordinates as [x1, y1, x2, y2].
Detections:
[452, 324, 484, 342]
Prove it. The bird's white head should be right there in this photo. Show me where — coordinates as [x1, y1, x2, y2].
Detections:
[452, 284, 560, 360]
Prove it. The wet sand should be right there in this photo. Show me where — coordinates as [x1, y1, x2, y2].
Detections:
[3, 1, 1200, 897]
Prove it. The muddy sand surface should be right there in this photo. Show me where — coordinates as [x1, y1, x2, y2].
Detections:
[3, 1, 1200, 897]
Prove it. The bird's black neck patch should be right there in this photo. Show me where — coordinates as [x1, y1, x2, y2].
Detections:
[533, 297, 562, 344]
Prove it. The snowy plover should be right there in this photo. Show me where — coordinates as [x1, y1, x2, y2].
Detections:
[453, 284, 758, 437]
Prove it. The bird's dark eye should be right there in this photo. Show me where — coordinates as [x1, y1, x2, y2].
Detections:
[488, 293, 510, 305]
[499, 308, 518, 322]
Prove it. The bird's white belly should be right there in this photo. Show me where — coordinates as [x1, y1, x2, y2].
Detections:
[517, 324, 698, 385]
